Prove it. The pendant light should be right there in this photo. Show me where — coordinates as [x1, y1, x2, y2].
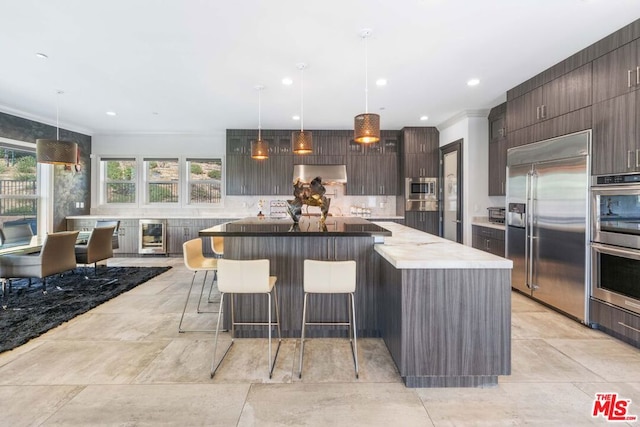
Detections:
[36, 90, 78, 164]
[251, 85, 269, 160]
[293, 63, 313, 154]
[354, 28, 380, 144]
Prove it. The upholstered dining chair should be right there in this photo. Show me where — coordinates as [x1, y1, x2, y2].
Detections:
[74, 226, 116, 277]
[95, 220, 120, 249]
[0, 230, 79, 294]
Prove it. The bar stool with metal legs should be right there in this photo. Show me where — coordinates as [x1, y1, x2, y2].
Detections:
[210, 259, 281, 379]
[298, 259, 358, 378]
[206, 236, 224, 303]
[178, 238, 218, 333]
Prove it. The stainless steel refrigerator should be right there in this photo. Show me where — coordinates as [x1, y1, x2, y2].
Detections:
[506, 130, 590, 324]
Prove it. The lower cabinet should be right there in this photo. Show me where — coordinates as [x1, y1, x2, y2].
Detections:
[472, 225, 505, 257]
[404, 211, 439, 235]
[67, 218, 139, 255]
[591, 298, 640, 349]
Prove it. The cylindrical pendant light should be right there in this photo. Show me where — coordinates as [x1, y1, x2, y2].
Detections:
[293, 63, 313, 154]
[36, 90, 78, 164]
[251, 85, 269, 160]
[354, 29, 380, 144]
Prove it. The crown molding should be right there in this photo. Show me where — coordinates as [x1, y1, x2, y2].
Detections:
[0, 104, 94, 136]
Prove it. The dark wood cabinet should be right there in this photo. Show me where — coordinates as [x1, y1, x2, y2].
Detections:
[226, 130, 292, 195]
[507, 64, 592, 133]
[400, 127, 439, 178]
[346, 131, 398, 196]
[593, 39, 640, 104]
[292, 130, 347, 164]
[488, 103, 507, 196]
[346, 154, 397, 195]
[472, 225, 505, 257]
[592, 91, 639, 175]
[404, 211, 439, 235]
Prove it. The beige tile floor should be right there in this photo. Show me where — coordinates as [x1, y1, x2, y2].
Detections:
[1, 257, 639, 426]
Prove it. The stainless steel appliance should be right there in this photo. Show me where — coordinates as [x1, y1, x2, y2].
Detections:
[139, 219, 167, 254]
[405, 177, 438, 211]
[506, 130, 590, 323]
[487, 207, 505, 224]
[591, 172, 640, 316]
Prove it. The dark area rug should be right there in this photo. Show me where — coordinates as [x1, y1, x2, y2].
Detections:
[0, 266, 171, 353]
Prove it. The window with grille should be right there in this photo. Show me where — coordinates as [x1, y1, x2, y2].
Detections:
[102, 157, 137, 204]
[144, 158, 179, 204]
[186, 158, 222, 204]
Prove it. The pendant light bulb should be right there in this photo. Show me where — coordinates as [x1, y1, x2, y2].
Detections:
[251, 85, 269, 160]
[293, 63, 313, 155]
[354, 29, 380, 144]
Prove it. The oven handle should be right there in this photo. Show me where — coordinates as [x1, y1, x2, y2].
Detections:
[592, 242, 640, 260]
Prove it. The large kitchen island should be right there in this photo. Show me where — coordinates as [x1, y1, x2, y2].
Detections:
[199, 216, 512, 388]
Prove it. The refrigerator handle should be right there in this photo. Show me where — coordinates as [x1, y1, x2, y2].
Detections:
[524, 171, 531, 290]
[527, 170, 537, 290]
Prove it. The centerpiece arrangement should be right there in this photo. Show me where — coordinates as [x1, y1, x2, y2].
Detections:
[286, 176, 330, 223]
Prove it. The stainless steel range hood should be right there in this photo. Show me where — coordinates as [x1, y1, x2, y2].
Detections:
[293, 164, 347, 185]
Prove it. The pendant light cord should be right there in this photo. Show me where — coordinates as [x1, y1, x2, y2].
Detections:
[300, 67, 305, 132]
[56, 90, 63, 140]
[364, 34, 369, 114]
[258, 87, 262, 140]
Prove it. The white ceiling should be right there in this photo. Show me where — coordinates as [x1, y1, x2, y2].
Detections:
[1, 0, 639, 136]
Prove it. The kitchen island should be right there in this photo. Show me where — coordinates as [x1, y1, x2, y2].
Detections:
[199, 217, 512, 388]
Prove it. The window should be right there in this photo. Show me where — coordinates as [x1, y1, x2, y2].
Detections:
[0, 145, 37, 228]
[102, 158, 137, 204]
[144, 158, 179, 203]
[186, 158, 222, 204]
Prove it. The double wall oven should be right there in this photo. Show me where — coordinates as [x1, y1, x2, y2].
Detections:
[591, 173, 640, 316]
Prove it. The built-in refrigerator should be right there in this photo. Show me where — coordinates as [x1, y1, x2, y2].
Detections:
[506, 130, 590, 324]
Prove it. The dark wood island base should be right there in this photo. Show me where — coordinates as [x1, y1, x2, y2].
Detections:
[199, 217, 513, 388]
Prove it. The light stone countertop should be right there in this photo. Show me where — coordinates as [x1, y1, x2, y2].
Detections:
[373, 221, 513, 270]
[471, 217, 506, 231]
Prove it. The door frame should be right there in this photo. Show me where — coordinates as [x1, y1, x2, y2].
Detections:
[440, 139, 463, 243]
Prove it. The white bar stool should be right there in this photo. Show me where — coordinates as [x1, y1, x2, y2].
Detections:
[210, 259, 282, 379]
[299, 259, 358, 379]
[178, 238, 218, 333]
[206, 236, 224, 303]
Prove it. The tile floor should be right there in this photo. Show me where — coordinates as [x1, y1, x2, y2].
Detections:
[1, 257, 639, 426]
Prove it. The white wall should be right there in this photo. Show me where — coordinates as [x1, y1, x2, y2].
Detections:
[438, 111, 490, 245]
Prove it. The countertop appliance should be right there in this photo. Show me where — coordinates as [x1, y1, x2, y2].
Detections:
[591, 172, 640, 316]
[487, 207, 505, 224]
[405, 177, 438, 211]
[506, 130, 590, 324]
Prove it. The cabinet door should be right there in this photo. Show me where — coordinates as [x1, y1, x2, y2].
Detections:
[315, 131, 348, 156]
[115, 220, 138, 254]
[227, 135, 252, 155]
[373, 155, 398, 195]
[226, 155, 248, 195]
[593, 40, 639, 104]
[269, 155, 293, 195]
[592, 92, 637, 175]
[488, 139, 507, 196]
[543, 63, 592, 119]
[404, 155, 433, 178]
[506, 86, 543, 131]
[405, 211, 439, 235]
[346, 156, 368, 195]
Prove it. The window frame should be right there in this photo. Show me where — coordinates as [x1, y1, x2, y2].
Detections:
[100, 157, 138, 205]
[143, 157, 180, 205]
[185, 157, 223, 206]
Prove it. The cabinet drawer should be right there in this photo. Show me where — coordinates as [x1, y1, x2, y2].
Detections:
[591, 298, 640, 349]
[472, 225, 504, 240]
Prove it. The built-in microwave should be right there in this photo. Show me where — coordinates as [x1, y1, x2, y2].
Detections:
[405, 177, 438, 211]
[591, 173, 640, 250]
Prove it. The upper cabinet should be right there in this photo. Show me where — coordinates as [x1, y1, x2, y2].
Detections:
[507, 64, 592, 132]
[400, 127, 439, 178]
[488, 103, 507, 196]
[346, 130, 399, 195]
[593, 39, 640, 104]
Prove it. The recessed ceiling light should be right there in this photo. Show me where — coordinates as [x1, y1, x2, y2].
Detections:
[35, 53, 48, 59]
[376, 78, 387, 86]
[152, 112, 159, 115]
[420, 115, 429, 121]
[467, 78, 480, 87]
[282, 77, 293, 86]
[106, 111, 117, 116]
[292, 115, 300, 121]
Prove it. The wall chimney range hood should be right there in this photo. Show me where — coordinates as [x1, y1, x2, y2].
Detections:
[293, 164, 347, 184]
